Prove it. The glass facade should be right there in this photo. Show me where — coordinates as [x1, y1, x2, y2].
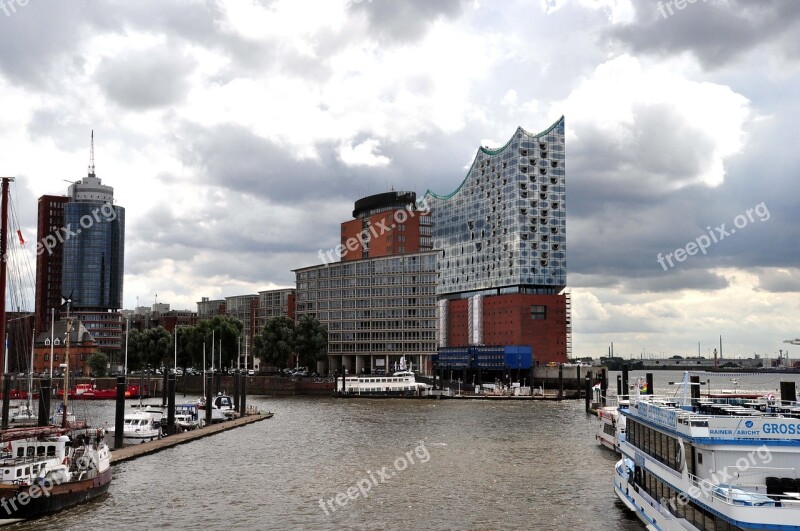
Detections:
[61, 202, 125, 310]
[425, 117, 566, 296]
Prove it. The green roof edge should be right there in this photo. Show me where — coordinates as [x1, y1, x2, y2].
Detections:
[422, 116, 564, 202]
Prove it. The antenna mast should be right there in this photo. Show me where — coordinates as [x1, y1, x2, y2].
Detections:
[88, 130, 96, 177]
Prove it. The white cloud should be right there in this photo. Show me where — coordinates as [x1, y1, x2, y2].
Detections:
[338, 138, 390, 167]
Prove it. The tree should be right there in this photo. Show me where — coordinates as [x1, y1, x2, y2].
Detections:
[87, 352, 108, 377]
[182, 316, 244, 371]
[254, 316, 295, 369]
[125, 327, 173, 370]
[294, 315, 327, 370]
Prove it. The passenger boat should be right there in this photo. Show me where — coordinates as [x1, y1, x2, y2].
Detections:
[107, 411, 161, 445]
[336, 371, 431, 397]
[614, 372, 800, 530]
[596, 405, 626, 453]
[0, 425, 111, 524]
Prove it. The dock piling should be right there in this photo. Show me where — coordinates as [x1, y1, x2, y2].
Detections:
[584, 373, 591, 412]
[167, 373, 176, 435]
[233, 370, 240, 412]
[38, 377, 51, 426]
[161, 369, 168, 407]
[205, 373, 213, 426]
[600, 369, 608, 402]
[622, 365, 629, 401]
[115, 376, 125, 449]
[557, 364, 563, 401]
[781, 381, 797, 403]
[646, 373, 654, 396]
[240, 372, 247, 416]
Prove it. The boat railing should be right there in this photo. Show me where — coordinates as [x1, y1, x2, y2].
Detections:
[688, 467, 800, 507]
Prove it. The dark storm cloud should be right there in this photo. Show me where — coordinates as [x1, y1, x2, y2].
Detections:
[609, 0, 800, 69]
[96, 48, 195, 109]
[754, 268, 800, 293]
[350, 0, 465, 43]
[0, 1, 225, 90]
[174, 122, 405, 204]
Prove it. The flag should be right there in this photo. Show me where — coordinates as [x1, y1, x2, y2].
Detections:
[640, 383, 648, 392]
[17, 230, 25, 245]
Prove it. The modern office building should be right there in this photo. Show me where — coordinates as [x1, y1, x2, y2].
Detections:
[295, 251, 438, 375]
[425, 117, 570, 364]
[296, 191, 438, 374]
[34, 195, 69, 333]
[255, 288, 295, 328]
[197, 297, 226, 318]
[34, 134, 126, 357]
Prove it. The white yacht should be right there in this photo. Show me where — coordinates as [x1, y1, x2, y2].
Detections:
[336, 371, 431, 397]
[614, 372, 800, 531]
[108, 411, 161, 445]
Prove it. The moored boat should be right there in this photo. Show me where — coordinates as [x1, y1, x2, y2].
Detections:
[0, 426, 111, 523]
[614, 372, 800, 530]
[107, 411, 161, 445]
[336, 371, 431, 397]
[596, 405, 626, 453]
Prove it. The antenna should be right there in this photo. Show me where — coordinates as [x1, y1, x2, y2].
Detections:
[88, 130, 95, 177]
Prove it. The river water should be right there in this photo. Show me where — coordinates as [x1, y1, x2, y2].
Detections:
[8, 370, 800, 530]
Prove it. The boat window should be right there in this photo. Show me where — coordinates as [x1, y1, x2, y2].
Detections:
[24, 466, 30, 475]
[16, 448, 24, 457]
[47, 445, 56, 456]
[37, 447, 45, 456]
[27, 446, 34, 457]
[16, 469, 21, 478]
[697, 452, 703, 465]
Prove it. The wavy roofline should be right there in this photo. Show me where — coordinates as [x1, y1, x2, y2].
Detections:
[422, 116, 564, 201]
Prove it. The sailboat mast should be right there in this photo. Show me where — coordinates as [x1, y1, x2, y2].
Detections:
[0, 177, 12, 376]
[62, 317, 72, 429]
[28, 328, 34, 412]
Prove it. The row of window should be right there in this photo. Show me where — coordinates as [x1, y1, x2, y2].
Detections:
[627, 419, 682, 473]
[634, 468, 747, 531]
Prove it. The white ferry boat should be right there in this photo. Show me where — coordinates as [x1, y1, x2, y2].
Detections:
[336, 371, 431, 397]
[597, 404, 626, 454]
[614, 373, 800, 530]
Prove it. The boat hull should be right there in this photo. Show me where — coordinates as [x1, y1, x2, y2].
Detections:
[0, 465, 111, 521]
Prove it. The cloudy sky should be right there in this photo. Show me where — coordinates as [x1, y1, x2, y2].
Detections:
[1, 0, 798, 360]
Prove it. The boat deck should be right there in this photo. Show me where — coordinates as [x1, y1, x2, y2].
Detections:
[110, 412, 273, 464]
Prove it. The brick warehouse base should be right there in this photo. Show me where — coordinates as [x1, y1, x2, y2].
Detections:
[445, 293, 567, 365]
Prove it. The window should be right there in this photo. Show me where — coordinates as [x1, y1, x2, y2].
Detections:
[531, 305, 546, 320]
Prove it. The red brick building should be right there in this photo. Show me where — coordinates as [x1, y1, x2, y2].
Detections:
[33, 319, 97, 376]
[33, 195, 69, 333]
[443, 294, 568, 365]
[339, 191, 431, 262]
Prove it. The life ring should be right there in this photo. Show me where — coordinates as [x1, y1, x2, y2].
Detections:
[63, 456, 71, 466]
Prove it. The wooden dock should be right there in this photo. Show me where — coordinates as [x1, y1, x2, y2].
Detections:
[110, 412, 274, 464]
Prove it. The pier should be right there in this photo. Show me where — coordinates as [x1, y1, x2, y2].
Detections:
[110, 412, 273, 464]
